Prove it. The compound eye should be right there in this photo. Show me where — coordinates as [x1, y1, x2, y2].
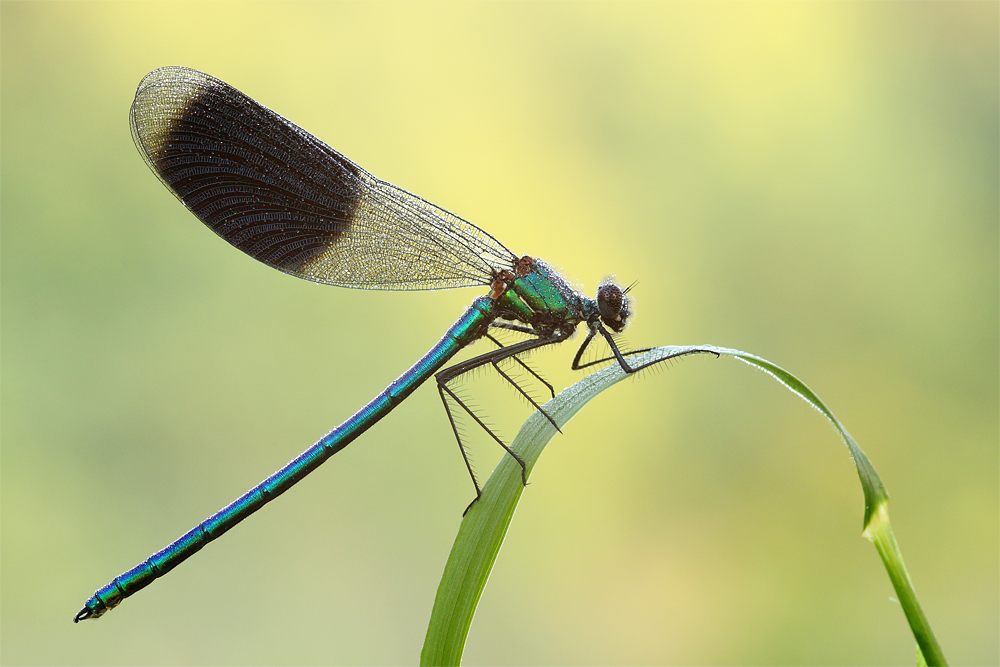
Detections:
[597, 280, 632, 332]
[598, 282, 625, 322]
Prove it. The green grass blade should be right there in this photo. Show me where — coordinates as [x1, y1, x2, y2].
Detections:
[420, 345, 946, 666]
[420, 346, 713, 666]
[719, 348, 946, 665]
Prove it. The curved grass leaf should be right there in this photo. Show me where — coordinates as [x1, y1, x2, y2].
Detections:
[420, 345, 945, 666]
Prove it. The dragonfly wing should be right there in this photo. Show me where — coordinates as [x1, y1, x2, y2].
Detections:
[130, 67, 516, 290]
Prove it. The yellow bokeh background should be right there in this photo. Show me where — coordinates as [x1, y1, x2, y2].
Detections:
[2, 2, 996, 664]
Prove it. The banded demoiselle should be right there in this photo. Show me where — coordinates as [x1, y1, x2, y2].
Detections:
[75, 67, 664, 622]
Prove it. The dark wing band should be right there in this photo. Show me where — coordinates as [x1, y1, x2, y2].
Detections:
[130, 67, 516, 290]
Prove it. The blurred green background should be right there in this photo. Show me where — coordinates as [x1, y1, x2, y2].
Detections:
[2, 2, 996, 664]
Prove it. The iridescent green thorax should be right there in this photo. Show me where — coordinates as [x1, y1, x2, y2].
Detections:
[495, 257, 597, 335]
